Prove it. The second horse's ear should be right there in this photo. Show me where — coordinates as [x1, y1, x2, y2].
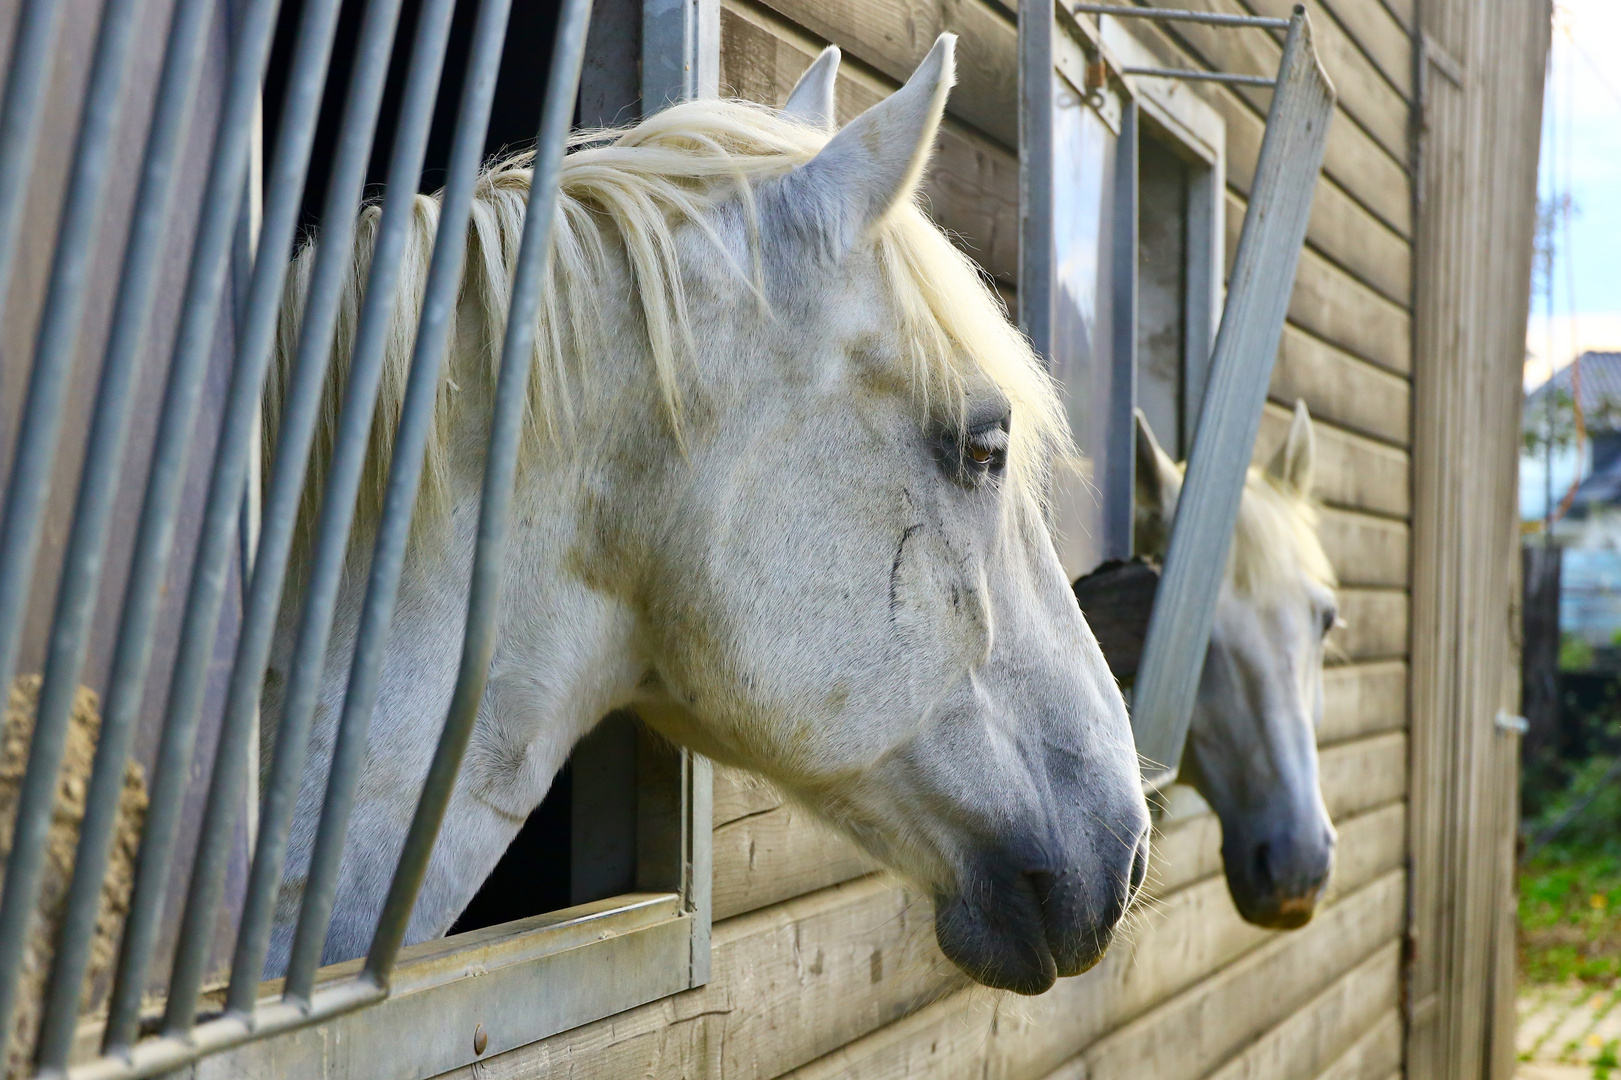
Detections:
[1141, 410, 1180, 522]
[1266, 400, 1316, 496]
[767, 35, 955, 258]
[781, 46, 841, 130]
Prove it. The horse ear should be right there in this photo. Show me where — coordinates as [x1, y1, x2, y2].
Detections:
[772, 34, 955, 256]
[1134, 409, 1179, 530]
[782, 46, 841, 130]
[1266, 400, 1316, 496]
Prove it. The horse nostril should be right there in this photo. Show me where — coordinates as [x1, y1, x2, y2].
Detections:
[1025, 869, 1058, 908]
[1129, 837, 1149, 895]
[1251, 841, 1274, 891]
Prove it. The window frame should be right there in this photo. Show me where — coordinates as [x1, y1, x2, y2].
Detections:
[1021, 6, 1226, 577]
[1099, 15, 1226, 456]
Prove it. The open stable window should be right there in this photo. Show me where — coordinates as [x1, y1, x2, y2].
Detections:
[1104, 15, 1226, 462]
[1023, 7, 1224, 581]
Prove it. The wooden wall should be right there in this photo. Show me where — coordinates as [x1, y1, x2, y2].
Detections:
[438, 0, 1533, 1076]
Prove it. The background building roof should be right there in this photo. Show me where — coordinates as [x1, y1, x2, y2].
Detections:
[1528, 350, 1621, 422]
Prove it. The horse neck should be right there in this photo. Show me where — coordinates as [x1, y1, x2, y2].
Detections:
[400, 281, 673, 792]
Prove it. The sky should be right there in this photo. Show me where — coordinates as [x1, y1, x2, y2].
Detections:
[1519, 1, 1621, 522]
[1522, 0, 1621, 389]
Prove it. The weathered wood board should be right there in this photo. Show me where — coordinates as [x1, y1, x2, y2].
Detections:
[1271, 327, 1411, 448]
[1329, 589, 1409, 664]
[1228, 192, 1413, 375]
[708, 733, 1406, 926]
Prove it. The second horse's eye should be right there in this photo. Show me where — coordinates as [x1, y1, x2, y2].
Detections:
[969, 442, 995, 465]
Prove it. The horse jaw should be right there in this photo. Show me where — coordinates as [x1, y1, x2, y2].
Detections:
[1186, 590, 1337, 929]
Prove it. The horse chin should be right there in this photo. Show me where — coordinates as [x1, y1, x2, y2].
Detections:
[931, 861, 1131, 994]
[1233, 892, 1321, 929]
[932, 890, 1061, 995]
[1225, 876, 1326, 929]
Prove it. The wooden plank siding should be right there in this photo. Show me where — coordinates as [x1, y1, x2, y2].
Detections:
[454, 0, 1424, 1076]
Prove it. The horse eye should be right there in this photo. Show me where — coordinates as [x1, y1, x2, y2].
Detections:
[1320, 608, 1339, 637]
[963, 425, 1008, 474]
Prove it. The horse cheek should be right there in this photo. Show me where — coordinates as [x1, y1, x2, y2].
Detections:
[888, 526, 988, 696]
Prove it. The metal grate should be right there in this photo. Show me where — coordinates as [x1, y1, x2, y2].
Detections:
[0, 0, 594, 1073]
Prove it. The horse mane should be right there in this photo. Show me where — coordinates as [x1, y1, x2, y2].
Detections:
[266, 98, 1067, 562]
[1142, 462, 1336, 597]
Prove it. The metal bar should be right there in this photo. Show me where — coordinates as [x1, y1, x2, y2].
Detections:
[1129, 9, 1335, 785]
[365, 0, 595, 982]
[1121, 66, 1277, 86]
[1103, 96, 1138, 561]
[1018, 0, 1055, 366]
[70, 894, 680, 1080]
[162, 0, 412, 1034]
[641, 0, 718, 110]
[228, 0, 462, 1010]
[100, 0, 340, 1049]
[73, 976, 387, 1080]
[282, 0, 515, 1001]
[0, 0, 148, 1045]
[29, 0, 221, 1064]
[1071, 3, 1292, 29]
[0, 0, 67, 316]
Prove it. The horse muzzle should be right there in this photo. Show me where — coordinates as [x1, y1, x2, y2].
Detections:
[932, 828, 1149, 995]
[1224, 824, 1336, 929]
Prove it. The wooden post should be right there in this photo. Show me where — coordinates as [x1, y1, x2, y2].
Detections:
[1405, 1, 1550, 1077]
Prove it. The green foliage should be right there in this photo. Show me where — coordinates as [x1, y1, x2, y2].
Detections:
[1527, 385, 1581, 458]
[1527, 748, 1621, 861]
[1564, 634, 1599, 672]
[1520, 853, 1621, 983]
[1598, 1040, 1620, 1080]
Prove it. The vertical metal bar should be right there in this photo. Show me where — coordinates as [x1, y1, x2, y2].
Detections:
[641, 0, 716, 111]
[162, 0, 413, 1033]
[1018, 0, 1055, 367]
[282, 0, 513, 1001]
[1180, 157, 1221, 450]
[1130, 8, 1335, 785]
[28, 0, 220, 1064]
[227, 0, 462, 1011]
[101, 0, 340, 1050]
[1103, 95, 1138, 561]
[0, 0, 67, 314]
[0, 0, 149, 1046]
[364, 0, 594, 982]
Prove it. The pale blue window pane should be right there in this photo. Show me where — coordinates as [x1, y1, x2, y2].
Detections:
[1050, 71, 1118, 578]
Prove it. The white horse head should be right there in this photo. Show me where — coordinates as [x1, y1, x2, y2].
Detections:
[266, 37, 1148, 994]
[1133, 403, 1338, 927]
